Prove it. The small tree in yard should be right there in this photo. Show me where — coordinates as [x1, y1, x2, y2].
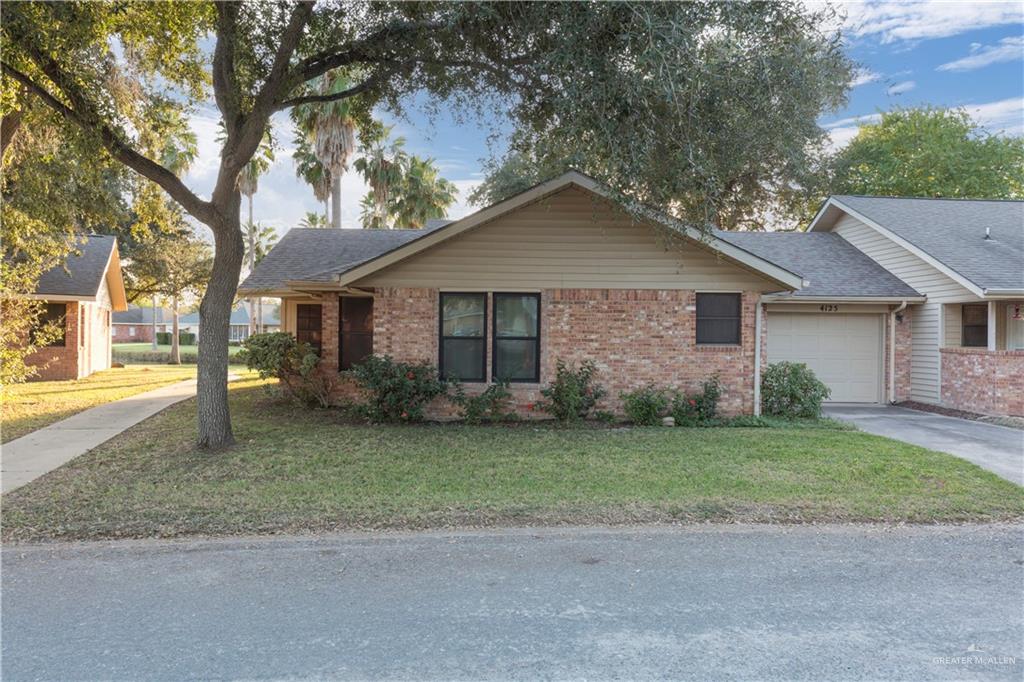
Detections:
[3, 1, 851, 446]
[126, 232, 212, 364]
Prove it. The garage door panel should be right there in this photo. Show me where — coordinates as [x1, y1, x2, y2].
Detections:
[767, 312, 882, 404]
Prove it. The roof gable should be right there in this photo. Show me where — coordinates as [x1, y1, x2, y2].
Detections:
[34, 235, 128, 311]
[809, 196, 1024, 295]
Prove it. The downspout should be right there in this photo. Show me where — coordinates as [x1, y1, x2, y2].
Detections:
[753, 300, 763, 416]
[889, 300, 909, 404]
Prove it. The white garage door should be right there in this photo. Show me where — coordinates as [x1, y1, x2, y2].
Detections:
[767, 313, 883, 403]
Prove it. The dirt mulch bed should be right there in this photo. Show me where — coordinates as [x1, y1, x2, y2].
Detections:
[896, 401, 1024, 431]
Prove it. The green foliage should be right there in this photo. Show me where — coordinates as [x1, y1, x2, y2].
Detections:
[537, 360, 607, 423]
[761, 362, 831, 419]
[240, 332, 334, 408]
[346, 355, 448, 423]
[451, 380, 514, 425]
[156, 332, 196, 346]
[823, 107, 1024, 200]
[671, 376, 723, 426]
[621, 385, 671, 426]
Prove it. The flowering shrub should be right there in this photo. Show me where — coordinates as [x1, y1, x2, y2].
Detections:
[537, 360, 606, 422]
[671, 375, 723, 426]
[347, 355, 448, 423]
[761, 362, 830, 418]
[240, 332, 335, 408]
[621, 385, 670, 426]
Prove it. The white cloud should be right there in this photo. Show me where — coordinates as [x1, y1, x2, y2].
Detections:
[822, 113, 883, 129]
[841, 1, 1024, 43]
[851, 67, 882, 86]
[886, 80, 916, 96]
[965, 97, 1024, 136]
[936, 35, 1024, 71]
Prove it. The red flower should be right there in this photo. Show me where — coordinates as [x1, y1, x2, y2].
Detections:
[401, 411, 409, 419]
[688, 399, 696, 407]
[527, 403, 535, 411]
[406, 371, 415, 380]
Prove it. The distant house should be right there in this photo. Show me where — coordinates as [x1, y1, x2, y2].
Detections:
[111, 305, 173, 342]
[26, 235, 128, 381]
[179, 306, 280, 343]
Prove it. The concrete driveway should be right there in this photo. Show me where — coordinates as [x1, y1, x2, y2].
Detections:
[3, 525, 1022, 681]
[825, 405, 1024, 486]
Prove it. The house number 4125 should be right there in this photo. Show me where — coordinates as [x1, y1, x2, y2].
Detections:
[819, 304, 839, 312]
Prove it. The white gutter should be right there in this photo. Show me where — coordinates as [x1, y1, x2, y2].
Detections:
[753, 300, 763, 416]
[888, 300, 909, 404]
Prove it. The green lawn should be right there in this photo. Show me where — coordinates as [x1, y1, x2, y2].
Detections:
[1, 365, 197, 443]
[114, 343, 245, 355]
[3, 375, 1021, 543]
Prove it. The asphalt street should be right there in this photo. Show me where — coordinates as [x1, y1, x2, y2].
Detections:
[3, 524, 1022, 681]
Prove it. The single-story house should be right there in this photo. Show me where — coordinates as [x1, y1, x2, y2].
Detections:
[111, 305, 172, 342]
[179, 306, 280, 343]
[238, 171, 1023, 418]
[25, 234, 128, 381]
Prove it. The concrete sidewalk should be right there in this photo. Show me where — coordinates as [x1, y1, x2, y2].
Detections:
[2, 378, 204, 494]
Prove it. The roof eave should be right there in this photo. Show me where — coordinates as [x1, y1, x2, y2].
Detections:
[762, 294, 927, 303]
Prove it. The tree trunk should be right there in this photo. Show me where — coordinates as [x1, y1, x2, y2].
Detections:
[196, 211, 245, 450]
[169, 296, 181, 365]
[331, 173, 342, 228]
[151, 300, 158, 350]
[247, 193, 256, 337]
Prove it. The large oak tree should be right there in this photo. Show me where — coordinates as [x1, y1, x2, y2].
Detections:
[2, 1, 851, 447]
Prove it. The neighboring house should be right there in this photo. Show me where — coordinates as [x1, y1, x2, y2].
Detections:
[238, 171, 1023, 418]
[111, 305, 173, 342]
[179, 306, 280, 343]
[25, 234, 128, 381]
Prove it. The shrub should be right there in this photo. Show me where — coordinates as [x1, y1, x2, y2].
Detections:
[155, 331, 196, 346]
[347, 355, 448, 423]
[536, 360, 606, 423]
[761, 361, 831, 418]
[156, 331, 171, 345]
[240, 332, 334, 407]
[621, 385, 670, 426]
[671, 375, 723, 426]
[451, 380, 513, 425]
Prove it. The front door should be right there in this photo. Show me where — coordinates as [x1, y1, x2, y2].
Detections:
[340, 297, 373, 370]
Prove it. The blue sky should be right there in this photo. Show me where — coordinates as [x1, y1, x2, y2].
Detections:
[182, 1, 1024, 237]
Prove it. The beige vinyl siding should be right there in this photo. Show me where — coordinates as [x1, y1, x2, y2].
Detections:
[356, 187, 779, 291]
[832, 214, 979, 403]
[944, 304, 962, 347]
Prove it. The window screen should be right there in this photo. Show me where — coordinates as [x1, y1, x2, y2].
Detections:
[296, 304, 323, 355]
[340, 297, 373, 370]
[493, 293, 540, 382]
[33, 303, 67, 347]
[696, 293, 741, 345]
[440, 293, 486, 381]
[962, 304, 987, 347]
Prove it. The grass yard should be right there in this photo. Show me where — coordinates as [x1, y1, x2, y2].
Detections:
[1, 365, 197, 443]
[114, 343, 245, 355]
[3, 375, 1022, 543]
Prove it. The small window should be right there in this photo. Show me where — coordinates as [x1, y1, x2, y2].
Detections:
[696, 293, 741, 345]
[440, 293, 486, 381]
[962, 304, 988, 347]
[493, 293, 540, 382]
[128, 326, 136, 336]
[340, 297, 373, 370]
[296, 304, 323, 354]
[32, 303, 66, 347]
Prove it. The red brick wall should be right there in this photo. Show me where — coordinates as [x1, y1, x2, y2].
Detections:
[940, 347, 1024, 416]
[26, 302, 81, 381]
[326, 287, 761, 418]
[881, 307, 913, 403]
[112, 324, 166, 343]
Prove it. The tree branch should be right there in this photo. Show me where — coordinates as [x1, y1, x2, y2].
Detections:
[274, 66, 401, 110]
[1, 62, 215, 225]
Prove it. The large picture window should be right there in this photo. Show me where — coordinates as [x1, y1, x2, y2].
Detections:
[296, 303, 323, 355]
[962, 304, 988, 347]
[32, 303, 66, 347]
[696, 293, 741, 345]
[340, 297, 373, 370]
[440, 293, 486, 381]
[493, 293, 540, 382]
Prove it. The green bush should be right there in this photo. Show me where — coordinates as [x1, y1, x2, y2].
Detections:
[156, 331, 171, 345]
[451, 380, 514, 424]
[671, 375, 723, 425]
[536, 360, 606, 423]
[347, 355, 448, 423]
[155, 331, 196, 346]
[761, 361, 831, 418]
[621, 385, 670, 425]
[240, 332, 334, 407]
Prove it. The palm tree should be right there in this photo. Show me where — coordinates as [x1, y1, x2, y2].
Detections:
[292, 71, 359, 228]
[243, 222, 278, 331]
[236, 130, 274, 335]
[292, 135, 332, 220]
[392, 156, 458, 228]
[298, 212, 329, 228]
[353, 130, 407, 229]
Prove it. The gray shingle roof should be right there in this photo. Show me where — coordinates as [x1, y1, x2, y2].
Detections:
[35, 234, 116, 298]
[179, 307, 279, 326]
[112, 305, 174, 324]
[714, 230, 923, 299]
[239, 226, 444, 292]
[832, 196, 1024, 292]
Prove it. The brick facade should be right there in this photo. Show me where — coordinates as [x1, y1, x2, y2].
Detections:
[322, 287, 762, 419]
[882, 307, 913, 403]
[940, 347, 1024, 416]
[26, 302, 81, 381]
[112, 323, 165, 343]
